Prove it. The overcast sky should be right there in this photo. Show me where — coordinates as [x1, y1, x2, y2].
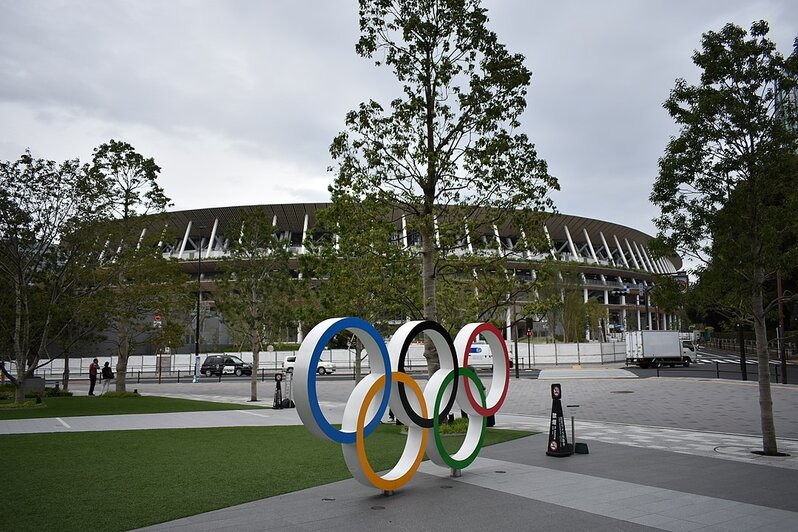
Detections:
[2, 0, 797, 240]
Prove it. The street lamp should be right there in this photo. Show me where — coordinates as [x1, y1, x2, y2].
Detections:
[193, 226, 206, 383]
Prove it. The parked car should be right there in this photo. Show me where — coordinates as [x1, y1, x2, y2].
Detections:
[282, 355, 336, 375]
[201, 355, 253, 377]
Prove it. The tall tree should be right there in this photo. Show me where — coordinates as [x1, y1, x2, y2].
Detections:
[560, 268, 586, 343]
[88, 139, 184, 392]
[214, 210, 297, 401]
[329, 0, 557, 371]
[651, 21, 798, 455]
[584, 298, 607, 341]
[0, 151, 105, 402]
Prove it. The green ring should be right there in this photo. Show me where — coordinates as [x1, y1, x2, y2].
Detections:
[432, 366, 487, 469]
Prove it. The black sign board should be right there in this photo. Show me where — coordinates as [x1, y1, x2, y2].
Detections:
[273, 377, 283, 409]
[546, 383, 573, 457]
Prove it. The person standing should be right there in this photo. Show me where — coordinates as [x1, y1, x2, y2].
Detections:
[101, 361, 114, 395]
[88, 358, 99, 396]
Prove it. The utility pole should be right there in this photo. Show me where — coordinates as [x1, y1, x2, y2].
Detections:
[193, 226, 206, 383]
[777, 271, 787, 384]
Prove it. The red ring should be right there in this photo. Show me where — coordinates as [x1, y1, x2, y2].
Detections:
[461, 322, 510, 416]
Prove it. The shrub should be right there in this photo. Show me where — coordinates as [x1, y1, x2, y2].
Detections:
[438, 416, 470, 434]
[27, 386, 73, 399]
[100, 391, 141, 398]
[0, 384, 13, 401]
[0, 384, 72, 400]
[0, 400, 43, 410]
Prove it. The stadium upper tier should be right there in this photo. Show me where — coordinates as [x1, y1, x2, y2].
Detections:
[157, 203, 681, 277]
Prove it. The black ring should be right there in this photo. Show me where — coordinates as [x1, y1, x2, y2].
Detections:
[396, 320, 459, 428]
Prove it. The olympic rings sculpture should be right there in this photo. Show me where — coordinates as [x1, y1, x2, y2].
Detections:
[294, 317, 510, 491]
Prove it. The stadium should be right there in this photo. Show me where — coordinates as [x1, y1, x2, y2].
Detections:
[158, 203, 683, 351]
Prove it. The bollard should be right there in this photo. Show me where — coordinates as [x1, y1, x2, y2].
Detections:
[567, 404, 589, 454]
[273, 373, 284, 409]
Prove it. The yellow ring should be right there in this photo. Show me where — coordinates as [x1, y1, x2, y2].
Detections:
[355, 372, 428, 491]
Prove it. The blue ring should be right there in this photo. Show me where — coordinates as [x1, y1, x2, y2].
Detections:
[307, 317, 392, 444]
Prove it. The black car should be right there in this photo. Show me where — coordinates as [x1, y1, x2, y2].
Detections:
[200, 355, 253, 377]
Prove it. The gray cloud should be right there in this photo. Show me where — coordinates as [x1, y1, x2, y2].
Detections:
[1, 0, 796, 243]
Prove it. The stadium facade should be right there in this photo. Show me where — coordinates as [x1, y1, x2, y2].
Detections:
[157, 203, 682, 351]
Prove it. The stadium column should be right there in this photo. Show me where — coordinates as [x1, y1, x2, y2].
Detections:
[624, 238, 641, 269]
[583, 228, 599, 264]
[599, 231, 615, 267]
[178, 220, 192, 258]
[612, 234, 630, 268]
[563, 225, 578, 261]
[207, 218, 219, 258]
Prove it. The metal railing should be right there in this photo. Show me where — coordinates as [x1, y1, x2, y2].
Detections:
[705, 338, 796, 361]
[638, 360, 790, 384]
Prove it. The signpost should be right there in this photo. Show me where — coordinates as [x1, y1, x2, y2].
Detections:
[546, 383, 572, 457]
[153, 313, 163, 383]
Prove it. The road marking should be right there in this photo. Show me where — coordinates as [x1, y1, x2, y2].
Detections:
[236, 410, 272, 418]
[56, 418, 70, 428]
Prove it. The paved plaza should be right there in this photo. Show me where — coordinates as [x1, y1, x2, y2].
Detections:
[3, 370, 798, 530]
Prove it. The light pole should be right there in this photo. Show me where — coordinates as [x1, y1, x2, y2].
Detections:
[193, 227, 206, 383]
[512, 299, 520, 379]
[636, 283, 653, 330]
[736, 323, 748, 381]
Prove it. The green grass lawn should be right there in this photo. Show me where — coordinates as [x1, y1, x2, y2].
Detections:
[0, 395, 266, 420]
[3, 424, 532, 531]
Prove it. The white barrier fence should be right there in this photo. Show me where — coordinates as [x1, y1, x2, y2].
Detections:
[6, 341, 626, 379]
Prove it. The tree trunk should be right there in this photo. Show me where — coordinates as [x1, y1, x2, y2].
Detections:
[62, 352, 71, 392]
[13, 282, 28, 403]
[15, 380, 26, 403]
[421, 221, 439, 376]
[251, 346, 259, 402]
[752, 268, 778, 455]
[421, 42, 439, 377]
[13, 354, 28, 404]
[115, 320, 130, 392]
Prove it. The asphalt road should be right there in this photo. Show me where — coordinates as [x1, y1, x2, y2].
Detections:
[625, 349, 794, 384]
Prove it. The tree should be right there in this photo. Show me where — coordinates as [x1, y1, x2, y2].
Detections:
[329, 0, 557, 372]
[584, 298, 607, 341]
[559, 266, 586, 342]
[649, 275, 688, 331]
[215, 210, 297, 401]
[651, 21, 798, 455]
[0, 151, 105, 402]
[305, 197, 420, 381]
[88, 140, 186, 392]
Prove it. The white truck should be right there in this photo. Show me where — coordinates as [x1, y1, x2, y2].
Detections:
[625, 330, 694, 368]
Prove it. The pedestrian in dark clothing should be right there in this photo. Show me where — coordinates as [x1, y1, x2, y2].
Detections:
[88, 358, 99, 396]
[101, 361, 114, 395]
